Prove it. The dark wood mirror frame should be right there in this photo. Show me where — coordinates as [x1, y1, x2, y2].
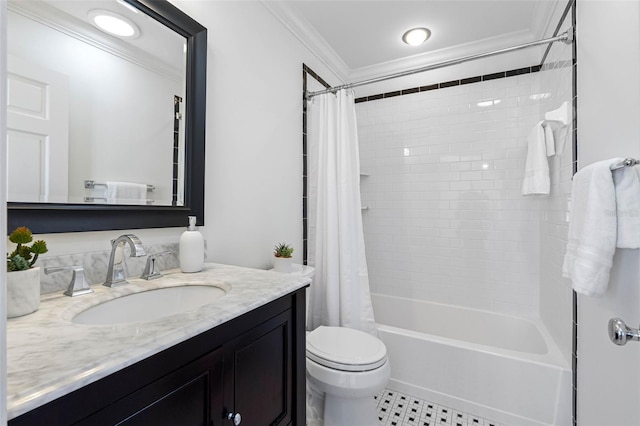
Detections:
[7, 0, 206, 234]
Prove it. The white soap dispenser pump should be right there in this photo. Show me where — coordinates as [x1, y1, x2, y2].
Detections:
[179, 216, 204, 273]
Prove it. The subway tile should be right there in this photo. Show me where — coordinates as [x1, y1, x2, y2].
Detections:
[354, 68, 571, 317]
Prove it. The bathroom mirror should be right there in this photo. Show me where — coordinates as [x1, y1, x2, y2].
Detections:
[7, 0, 206, 233]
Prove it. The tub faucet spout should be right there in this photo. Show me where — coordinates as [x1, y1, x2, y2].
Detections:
[104, 234, 146, 287]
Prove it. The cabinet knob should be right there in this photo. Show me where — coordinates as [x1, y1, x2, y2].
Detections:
[226, 412, 241, 425]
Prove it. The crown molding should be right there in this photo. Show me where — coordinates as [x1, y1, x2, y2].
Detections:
[261, 0, 349, 83]
[348, 29, 541, 83]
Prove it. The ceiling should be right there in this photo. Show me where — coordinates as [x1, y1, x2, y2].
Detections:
[265, 0, 561, 82]
[9, 0, 186, 79]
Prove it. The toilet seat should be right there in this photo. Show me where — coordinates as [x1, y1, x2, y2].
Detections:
[306, 326, 387, 372]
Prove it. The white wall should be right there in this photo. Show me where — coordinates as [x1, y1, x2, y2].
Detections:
[170, 0, 340, 269]
[576, 1, 640, 424]
[8, 11, 180, 204]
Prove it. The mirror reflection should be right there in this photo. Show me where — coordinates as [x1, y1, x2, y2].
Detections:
[7, 0, 187, 206]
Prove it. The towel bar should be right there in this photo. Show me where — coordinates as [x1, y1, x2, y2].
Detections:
[84, 196, 155, 205]
[84, 180, 155, 192]
[610, 158, 639, 171]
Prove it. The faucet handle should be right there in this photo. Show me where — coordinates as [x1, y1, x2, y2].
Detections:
[45, 265, 93, 297]
[141, 251, 173, 280]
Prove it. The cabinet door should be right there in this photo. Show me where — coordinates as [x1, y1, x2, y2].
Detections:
[77, 347, 224, 426]
[223, 310, 293, 426]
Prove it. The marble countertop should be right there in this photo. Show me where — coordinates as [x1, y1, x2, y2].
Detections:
[6, 263, 311, 420]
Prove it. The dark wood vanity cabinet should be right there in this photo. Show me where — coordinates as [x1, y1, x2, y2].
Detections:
[9, 289, 307, 426]
[224, 310, 294, 426]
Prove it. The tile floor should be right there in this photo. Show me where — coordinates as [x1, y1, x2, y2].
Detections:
[375, 389, 504, 426]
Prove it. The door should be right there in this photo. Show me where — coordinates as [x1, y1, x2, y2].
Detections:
[576, 1, 640, 424]
[7, 55, 69, 203]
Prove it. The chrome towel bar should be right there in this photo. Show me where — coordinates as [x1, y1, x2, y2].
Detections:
[610, 158, 639, 171]
[84, 180, 155, 191]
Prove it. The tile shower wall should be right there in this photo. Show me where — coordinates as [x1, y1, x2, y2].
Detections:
[538, 15, 575, 362]
[357, 73, 547, 318]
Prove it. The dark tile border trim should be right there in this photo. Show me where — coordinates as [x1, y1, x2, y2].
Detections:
[569, 0, 577, 423]
[302, 64, 331, 265]
[354, 65, 542, 104]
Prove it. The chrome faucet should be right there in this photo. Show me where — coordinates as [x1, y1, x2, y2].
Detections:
[104, 234, 146, 287]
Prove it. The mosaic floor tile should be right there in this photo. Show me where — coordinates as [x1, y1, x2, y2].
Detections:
[375, 388, 503, 426]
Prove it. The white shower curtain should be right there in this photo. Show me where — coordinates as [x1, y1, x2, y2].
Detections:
[307, 89, 377, 336]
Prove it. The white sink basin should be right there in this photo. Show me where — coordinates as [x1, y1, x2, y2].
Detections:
[72, 285, 227, 325]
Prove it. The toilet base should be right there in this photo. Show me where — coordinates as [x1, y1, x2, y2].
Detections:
[324, 393, 379, 426]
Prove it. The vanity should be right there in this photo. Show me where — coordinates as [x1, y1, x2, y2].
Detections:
[7, 264, 309, 425]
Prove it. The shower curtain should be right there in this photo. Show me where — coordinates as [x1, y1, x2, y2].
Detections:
[307, 89, 377, 336]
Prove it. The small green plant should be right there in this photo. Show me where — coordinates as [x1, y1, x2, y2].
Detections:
[7, 226, 48, 272]
[273, 243, 294, 258]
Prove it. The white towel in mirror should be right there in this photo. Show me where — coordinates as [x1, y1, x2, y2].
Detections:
[106, 181, 147, 204]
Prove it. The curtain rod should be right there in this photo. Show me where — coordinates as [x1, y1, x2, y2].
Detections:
[306, 27, 574, 99]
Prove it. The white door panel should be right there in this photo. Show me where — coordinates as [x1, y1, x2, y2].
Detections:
[6, 130, 47, 201]
[576, 1, 640, 424]
[7, 55, 68, 203]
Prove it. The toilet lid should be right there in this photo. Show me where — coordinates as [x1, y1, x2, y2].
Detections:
[306, 326, 387, 372]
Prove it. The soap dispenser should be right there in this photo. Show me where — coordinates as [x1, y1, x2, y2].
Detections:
[179, 216, 204, 273]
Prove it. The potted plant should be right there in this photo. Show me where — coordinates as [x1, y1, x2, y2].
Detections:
[6, 226, 48, 318]
[273, 243, 294, 273]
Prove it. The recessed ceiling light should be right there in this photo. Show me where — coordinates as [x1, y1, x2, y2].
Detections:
[402, 27, 431, 46]
[88, 10, 140, 38]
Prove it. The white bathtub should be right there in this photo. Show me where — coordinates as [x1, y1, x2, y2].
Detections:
[371, 293, 571, 426]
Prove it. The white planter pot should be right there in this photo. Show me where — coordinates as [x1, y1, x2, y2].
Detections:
[273, 257, 293, 273]
[7, 267, 41, 318]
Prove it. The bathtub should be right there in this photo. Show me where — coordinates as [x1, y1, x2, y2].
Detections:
[371, 293, 571, 426]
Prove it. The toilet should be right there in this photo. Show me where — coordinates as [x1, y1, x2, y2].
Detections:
[306, 325, 390, 426]
[273, 263, 390, 425]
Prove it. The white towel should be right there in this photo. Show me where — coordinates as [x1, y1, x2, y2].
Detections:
[543, 122, 555, 156]
[614, 165, 640, 248]
[543, 101, 569, 155]
[562, 158, 622, 296]
[106, 181, 147, 205]
[549, 122, 569, 155]
[522, 121, 555, 195]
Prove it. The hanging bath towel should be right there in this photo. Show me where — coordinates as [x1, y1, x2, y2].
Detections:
[562, 159, 621, 296]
